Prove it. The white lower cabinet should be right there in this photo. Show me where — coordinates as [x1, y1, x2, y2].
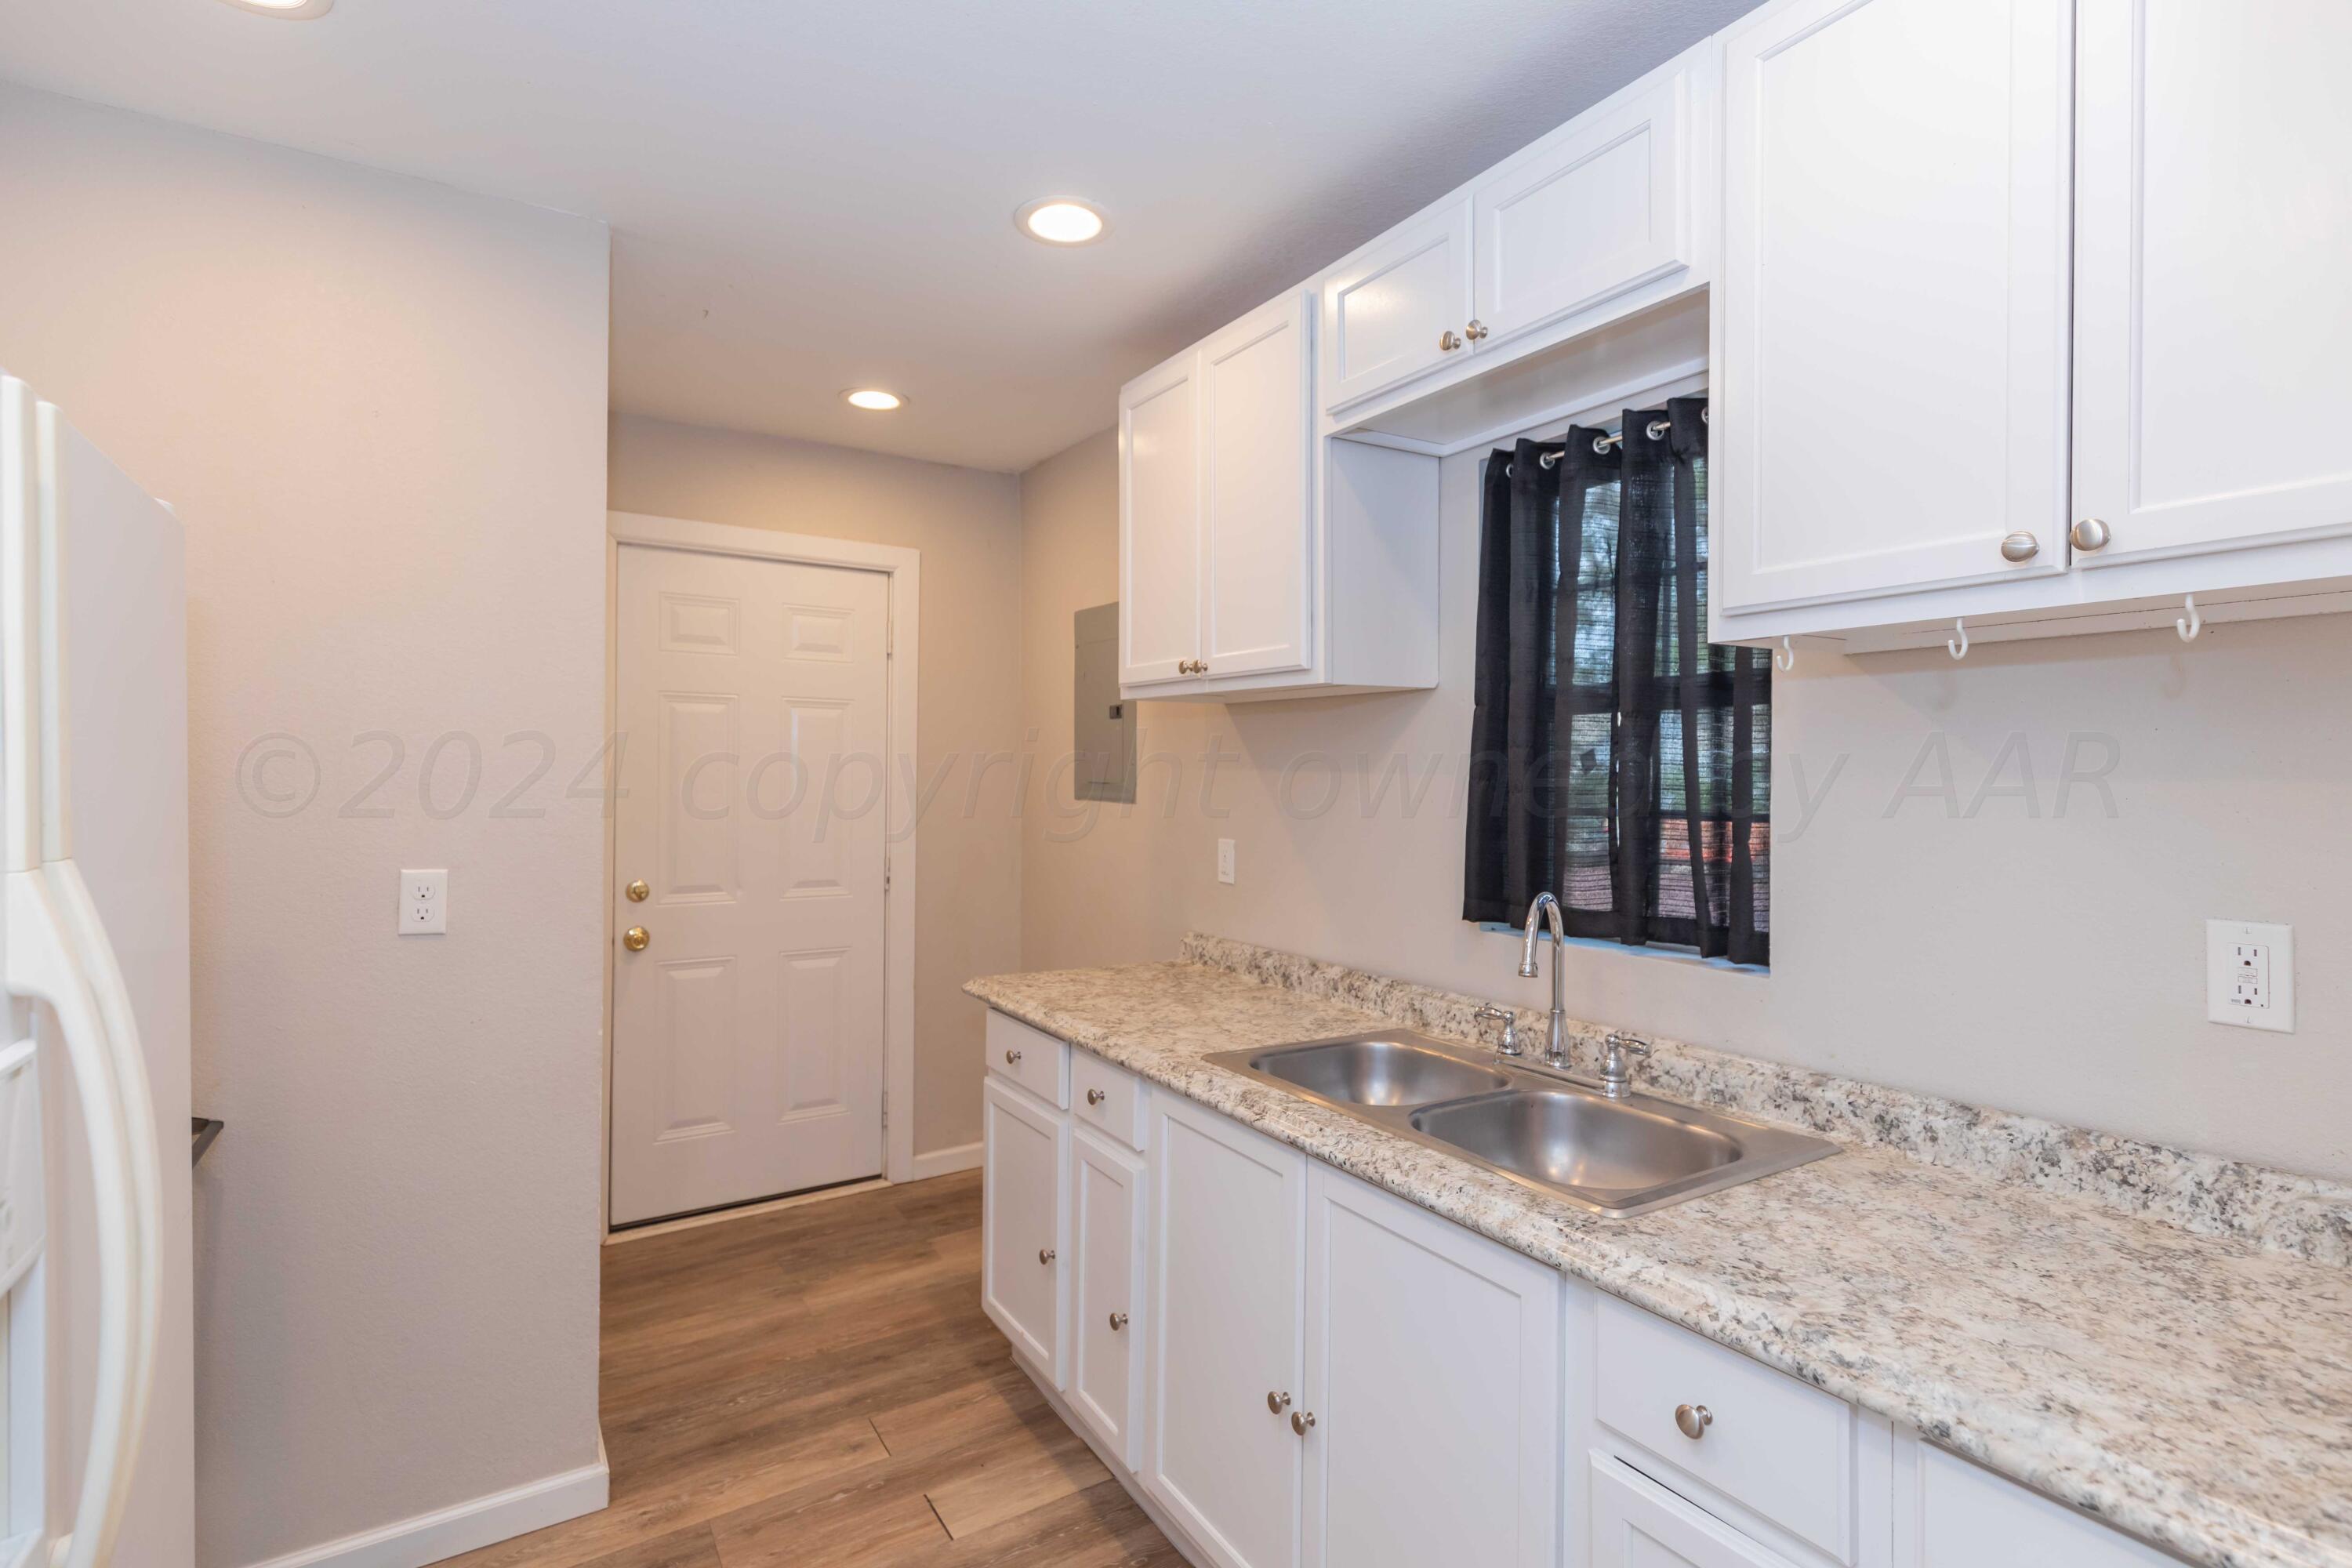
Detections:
[978, 1014, 2196, 1568]
[1911, 1444, 2179, 1568]
[1302, 1174, 1562, 1568]
[1146, 1094, 1308, 1568]
[980, 1075, 1066, 1385]
[1068, 1124, 1147, 1471]
[1592, 1456, 1795, 1568]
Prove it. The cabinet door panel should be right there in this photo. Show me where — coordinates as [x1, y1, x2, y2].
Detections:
[2073, 0, 2352, 564]
[981, 1077, 1066, 1385]
[1318, 201, 1473, 412]
[1592, 1456, 1794, 1568]
[1069, 1126, 1146, 1471]
[1918, 1446, 2177, 1566]
[1120, 353, 1201, 686]
[1715, 0, 2071, 612]
[1200, 292, 1313, 680]
[1302, 1171, 1560, 1568]
[1146, 1097, 1306, 1568]
[1472, 55, 1698, 347]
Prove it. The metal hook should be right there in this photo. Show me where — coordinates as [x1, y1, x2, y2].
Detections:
[1773, 636, 1795, 673]
[2176, 593, 2201, 642]
[1947, 618, 1969, 660]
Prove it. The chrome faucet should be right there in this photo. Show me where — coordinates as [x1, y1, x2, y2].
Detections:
[1518, 892, 1570, 1068]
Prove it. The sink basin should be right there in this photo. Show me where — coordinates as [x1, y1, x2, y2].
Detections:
[1243, 1036, 1512, 1107]
[1410, 1090, 1739, 1200]
[1206, 1030, 1838, 1217]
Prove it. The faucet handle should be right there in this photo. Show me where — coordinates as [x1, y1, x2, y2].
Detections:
[1599, 1033, 1651, 1097]
[1473, 1004, 1521, 1058]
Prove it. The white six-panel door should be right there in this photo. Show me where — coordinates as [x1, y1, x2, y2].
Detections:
[610, 543, 889, 1225]
[1119, 353, 1202, 688]
[2071, 0, 2352, 568]
[1147, 1094, 1306, 1568]
[1199, 291, 1314, 681]
[1714, 0, 2074, 612]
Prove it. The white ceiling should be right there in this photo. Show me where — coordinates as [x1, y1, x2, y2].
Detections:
[0, 0, 1759, 472]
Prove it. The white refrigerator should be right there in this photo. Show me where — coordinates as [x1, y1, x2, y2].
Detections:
[0, 372, 194, 1568]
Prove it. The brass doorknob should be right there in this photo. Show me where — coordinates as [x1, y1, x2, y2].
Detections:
[1674, 1403, 1714, 1439]
[625, 878, 649, 902]
[622, 926, 650, 952]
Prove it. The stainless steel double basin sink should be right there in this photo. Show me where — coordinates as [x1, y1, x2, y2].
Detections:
[1204, 1032, 1837, 1218]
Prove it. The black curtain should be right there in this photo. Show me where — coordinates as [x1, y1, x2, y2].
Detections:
[1463, 396, 1771, 964]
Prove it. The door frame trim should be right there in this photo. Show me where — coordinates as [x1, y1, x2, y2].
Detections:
[603, 510, 924, 1218]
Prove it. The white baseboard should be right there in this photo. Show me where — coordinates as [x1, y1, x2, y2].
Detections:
[904, 1139, 982, 1181]
[240, 1434, 608, 1568]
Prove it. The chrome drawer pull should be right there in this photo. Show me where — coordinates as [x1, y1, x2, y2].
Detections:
[1109, 1312, 1128, 1331]
[1267, 1390, 1290, 1414]
[1004, 1048, 1022, 1065]
[1087, 1087, 1107, 1105]
[1037, 1247, 1055, 1265]
[1674, 1403, 1714, 1440]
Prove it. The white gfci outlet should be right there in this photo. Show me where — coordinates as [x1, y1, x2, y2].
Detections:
[2207, 919, 2292, 1033]
[1217, 838, 1236, 885]
[401, 869, 448, 935]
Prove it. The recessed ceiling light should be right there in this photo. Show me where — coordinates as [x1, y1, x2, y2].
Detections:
[842, 388, 904, 412]
[216, 0, 334, 16]
[1017, 198, 1108, 246]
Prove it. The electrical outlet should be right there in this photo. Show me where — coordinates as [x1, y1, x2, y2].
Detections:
[2207, 919, 2292, 1032]
[401, 869, 448, 935]
[1217, 838, 1236, 885]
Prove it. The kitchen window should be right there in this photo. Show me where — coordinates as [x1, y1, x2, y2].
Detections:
[1462, 396, 1772, 966]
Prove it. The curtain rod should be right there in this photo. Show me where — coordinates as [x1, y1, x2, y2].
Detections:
[1515, 406, 1710, 474]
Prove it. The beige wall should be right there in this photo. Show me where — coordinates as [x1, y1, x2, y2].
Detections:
[608, 413, 1024, 1157]
[1018, 428, 2352, 1183]
[0, 87, 612, 1566]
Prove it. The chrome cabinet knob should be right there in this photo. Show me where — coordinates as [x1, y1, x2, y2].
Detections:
[1291, 1410, 1316, 1436]
[1438, 329, 1463, 352]
[1038, 1247, 1055, 1265]
[1674, 1403, 1714, 1440]
[1004, 1048, 1022, 1065]
[1109, 1311, 1128, 1331]
[1999, 531, 2040, 562]
[1465, 319, 1490, 342]
[2071, 517, 2112, 553]
[1087, 1088, 1107, 1105]
[622, 926, 650, 952]
[625, 878, 650, 902]
[1267, 1390, 1290, 1414]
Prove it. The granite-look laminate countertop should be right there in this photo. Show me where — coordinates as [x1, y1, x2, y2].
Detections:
[965, 953, 2352, 1568]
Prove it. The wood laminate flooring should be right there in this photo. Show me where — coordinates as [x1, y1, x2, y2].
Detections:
[435, 1171, 1181, 1568]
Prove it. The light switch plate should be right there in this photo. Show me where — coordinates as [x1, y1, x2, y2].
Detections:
[2207, 919, 2292, 1032]
[1216, 838, 1236, 885]
[401, 869, 448, 935]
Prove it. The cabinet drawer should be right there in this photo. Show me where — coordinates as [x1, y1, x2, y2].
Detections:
[1596, 1296, 1853, 1562]
[988, 1010, 1069, 1109]
[1071, 1053, 1146, 1151]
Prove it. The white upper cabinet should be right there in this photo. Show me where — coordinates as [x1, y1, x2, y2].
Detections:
[1470, 49, 1702, 351]
[1118, 350, 1202, 688]
[1200, 292, 1314, 679]
[1317, 201, 1474, 413]
[2071, 0, 2352, 568]
[1713, 0, 2074, 615]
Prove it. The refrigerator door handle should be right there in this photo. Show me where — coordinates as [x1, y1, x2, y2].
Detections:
[2, 869, 145, 1568]
[51, 859, 164, 1495]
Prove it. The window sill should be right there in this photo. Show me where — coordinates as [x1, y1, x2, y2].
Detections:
[1476, 923, 1768, 976]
